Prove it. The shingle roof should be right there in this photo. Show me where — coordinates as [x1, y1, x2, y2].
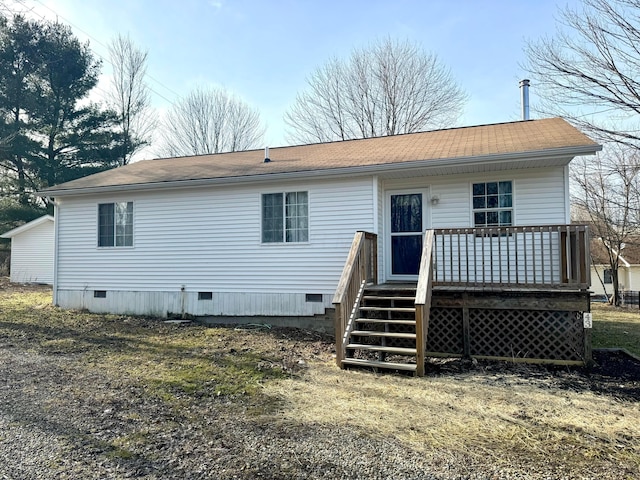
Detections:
[40, 117, 599, 195]
[591, 239, 612, 265]
[620, 241, 640, 265]
[592, 237, 640, 265]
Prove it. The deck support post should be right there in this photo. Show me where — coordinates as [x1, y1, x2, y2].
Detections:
[584, 298, 593, 367]
[415, 304, 425, 376]
[415, 230, 435, 377]
[462, 293, 471, 358]
[334, 303, 343, 368]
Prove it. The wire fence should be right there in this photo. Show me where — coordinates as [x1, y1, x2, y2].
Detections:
[620, 291, 640, 310]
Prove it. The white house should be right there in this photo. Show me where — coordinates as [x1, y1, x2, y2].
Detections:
[1, 215, 55, 285]
[591, 237, 640, 299]
[39, 118, 600, 320]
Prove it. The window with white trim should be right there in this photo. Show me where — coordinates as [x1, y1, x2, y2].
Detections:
[472, 181, 513, 227]
[98, 202, 133, 247]
[262, 192, 308, 243]
[603, 269, 613, 284]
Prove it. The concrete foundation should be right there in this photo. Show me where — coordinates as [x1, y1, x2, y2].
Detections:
[196, 308, 335, 335]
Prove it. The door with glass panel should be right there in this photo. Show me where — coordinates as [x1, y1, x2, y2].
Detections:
[387, 191, 427, 280]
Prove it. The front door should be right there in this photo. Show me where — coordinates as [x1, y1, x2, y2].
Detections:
[387, 190, 427, 280]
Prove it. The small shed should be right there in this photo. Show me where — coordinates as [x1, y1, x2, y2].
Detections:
[1, 215, 54, 285]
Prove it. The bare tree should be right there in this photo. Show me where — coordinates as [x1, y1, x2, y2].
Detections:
[108, 33, 154, 165]
[284, 38, 467, 144]
[159, 86, 264, 157]
[572, 146, 640, 305]
[525, 0, 640, 147]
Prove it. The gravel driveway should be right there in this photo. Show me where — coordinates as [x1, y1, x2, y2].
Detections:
[0, 343, 506, 480]
[1, 282, 637, 479]
[3, 339, 638, 479]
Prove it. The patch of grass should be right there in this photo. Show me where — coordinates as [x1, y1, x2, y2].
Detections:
[110, 431, 149, 456]
[105, 445, 136, 460]
[0, 290, 292, 402]
[592, 303, 640, 357]
[135, 351, 287, 401]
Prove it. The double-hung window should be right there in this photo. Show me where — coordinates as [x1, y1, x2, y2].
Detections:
[262, 192, 308, 243]
[98, 202, 133, 247]
[472, 181, 513, 227]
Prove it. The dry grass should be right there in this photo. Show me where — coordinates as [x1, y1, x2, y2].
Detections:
[1, 283, 639, 478]
[265, 363, 639, 474]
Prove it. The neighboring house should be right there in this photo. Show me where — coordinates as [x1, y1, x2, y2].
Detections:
[591, 237, 640, 298]
[40, 118, 601, 370]
[1, 215, 55, 285]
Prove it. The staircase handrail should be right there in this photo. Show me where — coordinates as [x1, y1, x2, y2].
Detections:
[414, 229, 435, 376]
[333, 231, 377, 367]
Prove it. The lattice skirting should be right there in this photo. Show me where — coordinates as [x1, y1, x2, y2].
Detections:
[426, 308, 464, 354]
[427, 308, 585, 362]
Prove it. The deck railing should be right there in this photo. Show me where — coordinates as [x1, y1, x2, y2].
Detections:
[414, 230, 435, 377]
[332, 231, 378, 367]
[432, 225, 590, 289]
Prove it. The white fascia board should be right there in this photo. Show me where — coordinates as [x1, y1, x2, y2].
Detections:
[599, 241, 631, 268]
[1, 215, 54, 238]
[38, 144, 601, 198]
[616, 253, 631, 268]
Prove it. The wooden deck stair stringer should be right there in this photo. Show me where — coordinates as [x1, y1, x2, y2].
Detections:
[336, 229, 434, 376]
[342, 284, 423, 374]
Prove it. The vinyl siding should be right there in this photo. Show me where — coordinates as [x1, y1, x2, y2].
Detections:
[382, 167, 568, 229]
[380, 167, 568, 282]
[591, 265, 640, 297]
[56, 289, 334, 317]
[628, 266, 640, 291]
[55, 166, 570, 316]
[9, 220, 54, 284]
[589, 265, 609, 297]
[56, 176, 375, 315]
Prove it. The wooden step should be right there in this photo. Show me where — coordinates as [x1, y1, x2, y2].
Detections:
[364, 289, 416, 295]
[362, 295, 415, 301]
[359, 306, 416, 313]
[350, 330, 416, 339]
[346, 343, 417, 355]
[342, 358, 417, 372]
[354, 317, 416, 325]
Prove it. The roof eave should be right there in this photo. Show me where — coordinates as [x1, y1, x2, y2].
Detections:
[38, 144, 601, 198]
[0, 214, 54, 238]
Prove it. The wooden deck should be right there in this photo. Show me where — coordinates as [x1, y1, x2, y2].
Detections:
[333, 226, 593, 375]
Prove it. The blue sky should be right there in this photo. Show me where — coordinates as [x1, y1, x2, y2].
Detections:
[7, 0, 580, 157]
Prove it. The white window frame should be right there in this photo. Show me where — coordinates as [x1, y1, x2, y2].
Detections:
[97, 201, 134, 248]
[471, 180, 514, 227]
[261, 191, 309, 244]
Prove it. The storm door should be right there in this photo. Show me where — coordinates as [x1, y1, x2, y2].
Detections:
[387, 191, 427, 279]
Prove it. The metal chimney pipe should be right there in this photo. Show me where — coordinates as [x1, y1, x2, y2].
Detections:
[519, 79, 530, 120]
[264, 146, 270, 163]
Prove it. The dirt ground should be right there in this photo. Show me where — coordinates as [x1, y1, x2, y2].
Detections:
[1, 279, 639, 479]
[3, 277, 638, 388]
[424, 349, 640, 402]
